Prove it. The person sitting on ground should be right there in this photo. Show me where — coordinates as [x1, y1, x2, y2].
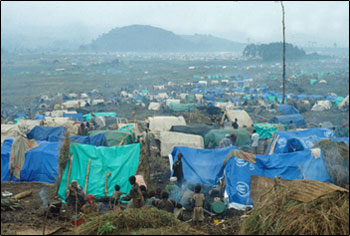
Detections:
[121, 176, 145, 208]
[232, 118, 239, 129]
[172, 153, 184, 186]
[81, 194, 99, 216]
[152, 191, 183, 219]
[219, 134, 232, 148]
[112, 184, 126, 207]
[66, 180, 86, 212]
[145, 190, 160, 207]
[192, 185, 205, 226]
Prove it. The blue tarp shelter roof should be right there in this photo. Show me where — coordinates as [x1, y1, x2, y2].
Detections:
[26, 126, 66, 142]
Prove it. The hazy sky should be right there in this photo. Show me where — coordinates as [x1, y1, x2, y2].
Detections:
[1, 1, 349, 47]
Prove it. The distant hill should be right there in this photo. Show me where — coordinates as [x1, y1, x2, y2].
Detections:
[81, 25, 246, 53]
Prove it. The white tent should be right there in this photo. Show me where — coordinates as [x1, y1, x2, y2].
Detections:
[311, 100, 332, 112]
[159, 131, 204, 157]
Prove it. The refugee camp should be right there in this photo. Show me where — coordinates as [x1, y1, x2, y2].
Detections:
[1, 1, 349, 235]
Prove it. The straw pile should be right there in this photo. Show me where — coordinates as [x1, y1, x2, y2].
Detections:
[239, 179, 349, 235]
[78, 207, 207, 235]
[316, 140, 349, 189]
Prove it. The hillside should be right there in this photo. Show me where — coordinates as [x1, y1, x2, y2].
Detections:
[83, 25, 245, 53]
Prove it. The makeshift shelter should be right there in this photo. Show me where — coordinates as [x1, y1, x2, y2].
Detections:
[222, 109, 254, 128]
[1, 124, 22, 144]
[204, 128, 251, 148]
[169, 103, 195, 112]
[148, 116, 186, 139]
[311, 100, 332, 112]
[88, 130, 135, 146]
[20, 141, 60, 183]
[338, 95, 349, 110]
[159, 131, 204, 157]
[26, 126, 66, 142]
[148, 102, 161, 111]
[83, 112, 117, 122]
[223, 149, 332, 210]
[69, 133, 108, 146]
[269, 114, 307, 128]
[57, 143, 141, 199]
[170, 146, 239, 186]
[253, 123, 286, 139]
[277, 104, 299, 115]
[170, 124, 216, 137]
[266, 128, 334, 155]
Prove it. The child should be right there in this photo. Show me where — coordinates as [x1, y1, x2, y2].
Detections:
[112, 184, 126, 209]
[192, 184, 205, 225]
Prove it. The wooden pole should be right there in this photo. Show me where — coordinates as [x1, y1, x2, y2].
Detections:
[84, 158, 91, 195]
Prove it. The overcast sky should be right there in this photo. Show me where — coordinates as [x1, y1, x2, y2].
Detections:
[1, 1, 349, 47]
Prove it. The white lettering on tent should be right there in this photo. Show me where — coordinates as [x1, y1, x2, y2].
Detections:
[277, 137, 287, 148]
[236, 181, 250, 197]
[236, 157, 248, 167]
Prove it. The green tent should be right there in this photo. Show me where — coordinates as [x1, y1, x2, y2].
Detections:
[83, 112, 117, 122]
[58, 143, 140, 199]
[204, 128, 251, 148]
[88, 130, 135, 146]
[254, 123, 286, 139]
[169, 103, 195, 112]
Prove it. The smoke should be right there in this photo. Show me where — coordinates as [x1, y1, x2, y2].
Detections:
[39, 187, 48, 208]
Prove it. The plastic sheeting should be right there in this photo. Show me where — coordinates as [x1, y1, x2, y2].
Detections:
[269, 114, 307, 128]
[266, 128, 335, 154]
[69, 133, 108, 146]
[57, 143, 140, 199]
[20, 141, 61, 183]
[224, 150, 332, 210]
[170, 146, 238, 186]
[26, 126, 66, 142]
[277, 104, 299, 115]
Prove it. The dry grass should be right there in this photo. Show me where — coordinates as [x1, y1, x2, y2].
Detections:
[238, 180, 349, 235]
[78, 206, 207, 235]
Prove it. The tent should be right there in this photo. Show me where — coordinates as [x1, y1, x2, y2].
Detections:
[20, 141, 61, 183]
[148, 116, 186, 139]
[170, 124, 216, 137]
[253, 123, 287, 139]
[224, 149, 332, 210]
[269, 114, 307, 128]
[170, 146, 239, 186]
[1, 138, 19, 181]
[266, 128, 334, 155]
[57, 143, 140, 200]
[159, 131, 204, 157]
[63, 113, 83, 122]
[277, 104, 299, 115]
[69, 133, 108, 146]
[26, 126, 66, 142]
[83, 112, 117, 122]
[1, 124, 22, 144]
[169, 103, 195, 112]
[88, 130, 135, 146]
[204, 128, 251, 148]
[222, 109, 254, 129]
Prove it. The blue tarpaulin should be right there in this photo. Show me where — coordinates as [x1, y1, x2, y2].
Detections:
[26, 126, 66, 142]
[269, 114, 307, 128]
[277, 104, 299, 115]
[170, 146, 238, 186]
[266, 128, 334, 154]
[69, 133, 108, 146]
[63, 113, 83, 122]
[20, 141, 61, 183]
[1, 138, 19, 182]
[224, 150, 332, 209]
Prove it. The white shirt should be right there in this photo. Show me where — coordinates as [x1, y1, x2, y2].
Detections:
[251, 133, 260, 147]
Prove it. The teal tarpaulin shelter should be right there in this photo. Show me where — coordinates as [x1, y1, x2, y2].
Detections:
[83, 112, 117, 122]
[58, 143, 140, 199]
